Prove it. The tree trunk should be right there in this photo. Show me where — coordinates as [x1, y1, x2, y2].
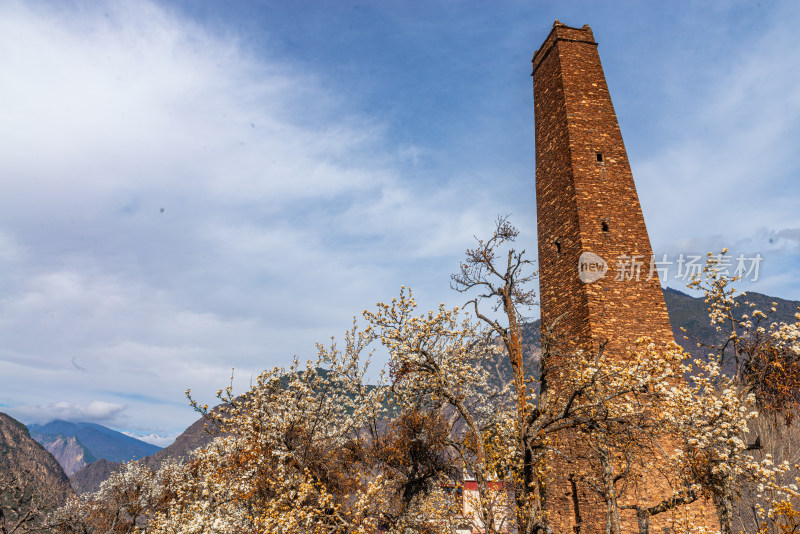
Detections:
[598, 446, 622, 534]
[503, 289, 539, 534]
[636, 508, 650, 534]
[447, 393, 497, 533]
[713, 489, 735, 534]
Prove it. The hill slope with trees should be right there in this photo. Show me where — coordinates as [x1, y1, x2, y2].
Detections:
[0, 412, 73, 533]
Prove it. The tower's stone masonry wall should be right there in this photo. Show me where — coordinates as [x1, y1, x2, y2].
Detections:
[534, 23, 673, 356]
[533, 22, 714, 532]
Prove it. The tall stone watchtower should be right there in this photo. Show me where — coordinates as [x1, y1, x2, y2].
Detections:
[533, 22, 674, 356]
[532, 22, 713, 532]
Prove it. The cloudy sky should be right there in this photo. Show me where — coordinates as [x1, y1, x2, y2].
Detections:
[1, 0, 798, 445]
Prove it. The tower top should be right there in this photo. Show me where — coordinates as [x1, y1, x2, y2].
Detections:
[531, 22, 596, 75]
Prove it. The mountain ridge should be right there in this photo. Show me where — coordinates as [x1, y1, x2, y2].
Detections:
[29, 419, 162, 476]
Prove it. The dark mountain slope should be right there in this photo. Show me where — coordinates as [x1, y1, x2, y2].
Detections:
[663, 286, 800, 356]
[0, 412, 73, 529]
[70, 458, 122, 495]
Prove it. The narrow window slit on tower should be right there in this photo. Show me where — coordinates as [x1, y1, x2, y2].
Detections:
[596, 152, 603, 162]
[601, 220, 609, 232]
[569, 475, 582, 532]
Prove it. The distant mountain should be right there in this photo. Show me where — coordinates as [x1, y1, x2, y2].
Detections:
[0, 413, 73, 526]
[29, 420, 161, 476]
[70, 458, 122, 495]
[33, 433, 97, 476]
[663, 286, 800, 357]
[461, 287, 800, 386]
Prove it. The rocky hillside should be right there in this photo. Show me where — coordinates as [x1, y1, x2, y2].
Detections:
[32, 434, 96, 476]
[0, 412, 73, 529]
[70, 458, 121, 495]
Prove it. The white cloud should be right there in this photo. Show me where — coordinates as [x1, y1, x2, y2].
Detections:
[13, 400, 127, 426]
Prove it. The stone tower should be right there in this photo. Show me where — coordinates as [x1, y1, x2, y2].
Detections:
[532, 22, 711, 531]
[533, 21, 674, 355]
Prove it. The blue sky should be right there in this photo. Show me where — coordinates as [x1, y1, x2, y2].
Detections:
[1, 0, 799, 445]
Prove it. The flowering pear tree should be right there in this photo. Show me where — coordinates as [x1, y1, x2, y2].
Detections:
[565, 340, 691, 534]
[686, 250, 800, 420]
[662, 251, 800, 534]
[364, 287, 513, 533]
[47, 458, 185, 534]
[367, 408, 462, 531]
[147, 323, 391, 534]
